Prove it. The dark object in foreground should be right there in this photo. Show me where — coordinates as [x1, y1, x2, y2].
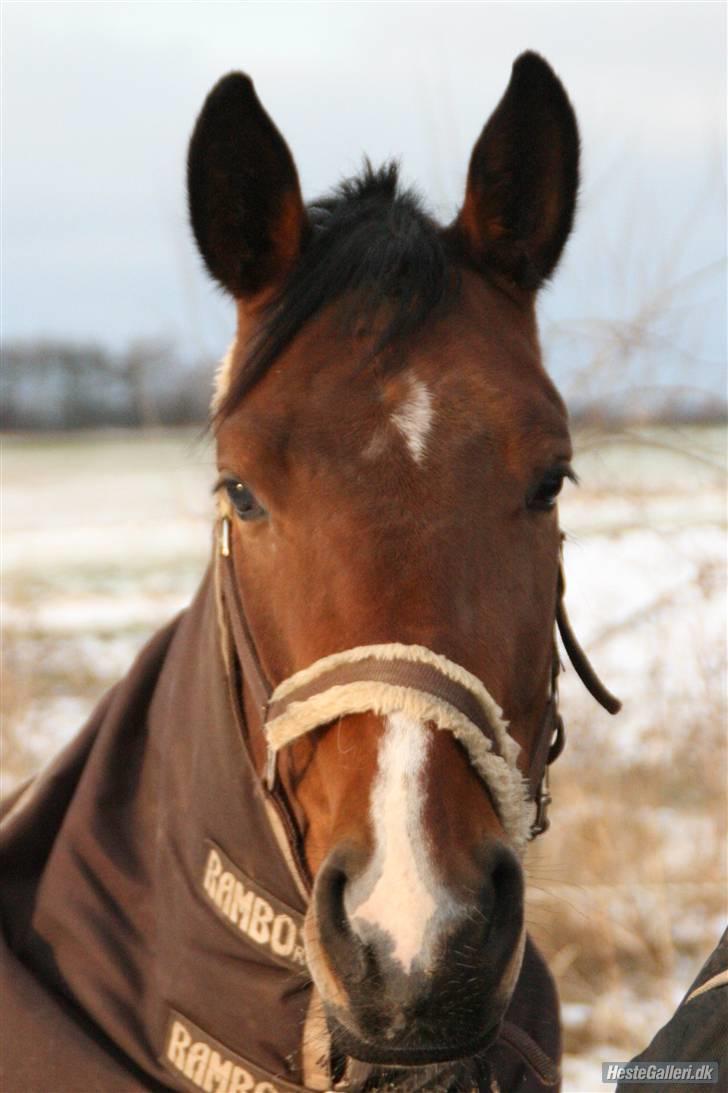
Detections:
[615, 930, 727, 1093]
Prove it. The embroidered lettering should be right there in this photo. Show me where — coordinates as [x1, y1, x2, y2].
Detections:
[204, 848, 223, 895]
[200, 842, 307, 971]
[163, 1009, 303, 1093]
[186, 1041, 211, 1086]
[169, 1020, 193, 1068]
[228, 1069, 255, 1093]
[249, 896, 274, 944]
[270, 914, 296, 958]
[231, 885, 254, 931]
[204, 1051, 232, 1092]
[217, 871, 235, 917]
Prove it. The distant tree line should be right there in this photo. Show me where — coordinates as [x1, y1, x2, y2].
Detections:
[568, 389, 727, 427]
[1, 339, 724, 431]
[0, 341, 212, 430]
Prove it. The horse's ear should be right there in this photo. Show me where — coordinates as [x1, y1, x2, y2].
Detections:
[450, 52, 579, 291]
[187, 73, 306, 300]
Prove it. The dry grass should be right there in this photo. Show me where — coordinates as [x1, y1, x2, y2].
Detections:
[0, 627, 129, 790]
[524, 558, 727, 1066]
[526, 719, 726, 1056]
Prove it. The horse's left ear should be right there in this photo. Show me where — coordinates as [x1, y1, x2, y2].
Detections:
[187, 73, 306, 301]
[450, 52, 579, 291]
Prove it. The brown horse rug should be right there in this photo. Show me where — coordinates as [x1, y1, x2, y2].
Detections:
[0, 563, 561, 1093]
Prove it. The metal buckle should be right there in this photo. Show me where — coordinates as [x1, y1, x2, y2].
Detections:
[530, 766, 552, 839]
[547, 713, 565, 765]
[219, 515, 231, 558]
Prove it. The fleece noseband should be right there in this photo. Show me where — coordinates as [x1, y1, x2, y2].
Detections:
[267, 642, 530, 848]
[218, 515, 620, 857]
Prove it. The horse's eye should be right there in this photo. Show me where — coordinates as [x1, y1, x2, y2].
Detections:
[225, 480, 267, 521]
[527, 466, 574, 512]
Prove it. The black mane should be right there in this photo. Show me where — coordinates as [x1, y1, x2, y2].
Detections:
[218, 162, 453, 419]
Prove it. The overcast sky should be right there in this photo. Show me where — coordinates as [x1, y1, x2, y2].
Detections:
[2, 1, 725, 400]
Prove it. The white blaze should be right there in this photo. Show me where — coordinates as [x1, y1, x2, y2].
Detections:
[391, 376, 434, 465]
[345, 712, 454, 972]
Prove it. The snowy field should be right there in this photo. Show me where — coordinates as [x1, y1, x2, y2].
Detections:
[1, 423, 726, 1092]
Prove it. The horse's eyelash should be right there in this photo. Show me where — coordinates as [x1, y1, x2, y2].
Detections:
[212, 475, 239, 495]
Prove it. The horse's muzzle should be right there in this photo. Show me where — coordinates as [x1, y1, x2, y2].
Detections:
[308, 837, 525, 1062]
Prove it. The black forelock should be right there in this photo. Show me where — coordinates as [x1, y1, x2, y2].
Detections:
[216, 161, 454, 421]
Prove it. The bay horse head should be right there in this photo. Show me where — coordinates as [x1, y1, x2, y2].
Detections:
[188, 52, 584, 1078]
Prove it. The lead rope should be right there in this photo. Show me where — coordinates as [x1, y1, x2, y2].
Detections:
[556, 563, 622, 715]
[529, 554, 622, 837]
[498, 1021, 561, 1087]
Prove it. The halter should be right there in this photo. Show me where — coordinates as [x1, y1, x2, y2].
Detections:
[217, 515, 620, 854]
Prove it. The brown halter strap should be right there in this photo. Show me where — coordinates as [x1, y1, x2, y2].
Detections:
[556, 566, 622, 715]
[218, 516, 620, 842]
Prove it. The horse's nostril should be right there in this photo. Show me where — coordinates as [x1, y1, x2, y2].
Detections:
[476, 840, 524, 945]
[490, 845, 522, 902]
[315, 847, 376, 949]
[319, 864, 350, 935]
[314, 851, 377, 988]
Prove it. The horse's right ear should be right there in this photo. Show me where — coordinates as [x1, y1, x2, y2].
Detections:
[187, 74, 306, 301]
[450, 52, 579, 291]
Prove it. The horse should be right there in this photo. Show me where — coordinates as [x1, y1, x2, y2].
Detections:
[0, 52, 619, 1093]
